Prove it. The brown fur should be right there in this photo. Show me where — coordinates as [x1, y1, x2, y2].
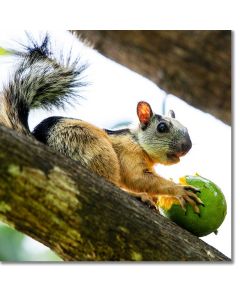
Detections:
[44, 117, 201, 212]
[47, 119, 121, 185]
[108, 132, 185, 196]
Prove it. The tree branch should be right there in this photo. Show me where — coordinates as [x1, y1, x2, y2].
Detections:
[74, 30, 231, 124]
[0, 125, 230, 261]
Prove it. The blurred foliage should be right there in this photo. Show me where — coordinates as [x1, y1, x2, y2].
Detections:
[0, 222, 61, 262]
[0, 47, 12, 56]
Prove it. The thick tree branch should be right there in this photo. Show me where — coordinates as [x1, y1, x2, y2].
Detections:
[74, 30, 231, 124]
[0, 125, 230, 261]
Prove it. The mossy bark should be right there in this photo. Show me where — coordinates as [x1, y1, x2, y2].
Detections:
[0, 125, 230, 261]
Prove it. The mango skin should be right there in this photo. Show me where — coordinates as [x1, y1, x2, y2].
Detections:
[159, 175, 227, 237]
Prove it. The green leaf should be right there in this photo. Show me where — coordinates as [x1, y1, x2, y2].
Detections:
[0, 47, 12, 56]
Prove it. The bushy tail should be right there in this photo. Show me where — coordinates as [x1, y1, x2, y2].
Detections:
[0, 33, 88, 134]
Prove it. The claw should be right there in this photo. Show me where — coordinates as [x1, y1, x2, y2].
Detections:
[183, 195, 201, 214]
[193, 205, 200, 215]
[174, 184, 204, 214]
[176, 196, 187, 212]
[186, 191, 204, 205]
[145, 199, 157, 210]
[138, 193, 157, 210]
[183, 185, 200, 193]
[183, 185, 204, 208]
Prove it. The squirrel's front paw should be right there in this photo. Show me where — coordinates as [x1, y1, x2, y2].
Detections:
[172, 185, 203, 214]
[133, 192, 158, 210]
[123, 189, 157, 210]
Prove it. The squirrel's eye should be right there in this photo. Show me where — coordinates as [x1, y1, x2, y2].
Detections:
[157, 122, 168, 133]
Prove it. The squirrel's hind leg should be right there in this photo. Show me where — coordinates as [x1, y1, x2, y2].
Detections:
[44, 119, 121, 186]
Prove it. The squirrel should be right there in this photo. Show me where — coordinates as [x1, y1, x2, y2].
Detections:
[0, 33, 203, 213]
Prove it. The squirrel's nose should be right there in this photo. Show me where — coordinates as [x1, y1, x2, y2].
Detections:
[181, 137, 192, 153]
[176, 135, 192, 157]
[180, 134, 192, 156]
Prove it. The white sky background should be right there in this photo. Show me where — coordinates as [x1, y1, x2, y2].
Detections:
[0, 30, 231, 258]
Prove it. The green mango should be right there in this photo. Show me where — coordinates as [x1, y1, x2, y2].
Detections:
[158, 175, 227, 237]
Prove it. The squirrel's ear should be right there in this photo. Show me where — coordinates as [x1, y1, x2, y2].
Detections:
[137, 101, 153, 125]
[168, 110, 175, 118]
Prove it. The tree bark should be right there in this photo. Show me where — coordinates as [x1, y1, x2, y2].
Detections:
[74, 30, 231, 124]
[0, 125, 230, 261]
